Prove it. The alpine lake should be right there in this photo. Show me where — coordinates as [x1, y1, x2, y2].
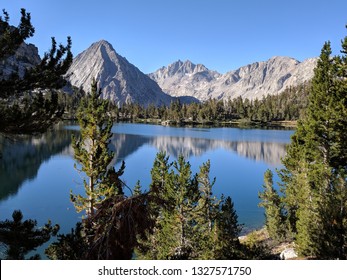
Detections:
[0, 122, 294, 258]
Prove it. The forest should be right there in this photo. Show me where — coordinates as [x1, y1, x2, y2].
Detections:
[0, 9, 346, 260]
[58, 81, 309, 126]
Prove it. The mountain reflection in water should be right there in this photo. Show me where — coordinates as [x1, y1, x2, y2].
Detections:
[0, 122, 293, 246]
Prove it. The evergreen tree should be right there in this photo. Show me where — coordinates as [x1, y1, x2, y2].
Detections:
[0, 9, 34, 59]
[0, 210, 59, 259]
[0, 9, 72, 134]
[70, 79, 123, 217]
[136, 154, 243, 260]
[215, 196, 243, 259]
[194, 160, 219, 259]
[258, 169, 286, 241]
[53, 79, 153, 260]
[135, 152, 172, 259]
[45, 222, 86, 260]
[158, 155, 200, 259]
[137, 154, 200, 259]
[279, 31, 347, 259]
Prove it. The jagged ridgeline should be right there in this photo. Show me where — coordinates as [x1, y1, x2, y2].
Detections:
[149, 57, 317, 101]
[66, 39, 316, 107]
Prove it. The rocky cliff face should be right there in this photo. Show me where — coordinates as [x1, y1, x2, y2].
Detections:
[148, 60, 221, 99]
[0, 42, 41, 79]
[149, 56, 317, 101]
[66, 40, 173, 106]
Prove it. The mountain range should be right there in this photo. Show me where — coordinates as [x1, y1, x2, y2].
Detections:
[149, 57, 317, 101]
[2, 39, 317, 106]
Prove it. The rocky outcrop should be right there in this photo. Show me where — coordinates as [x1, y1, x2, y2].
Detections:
[66, 40, 173, 106]
[0, 42, 40, 79]
[280, 248, 298, 260]
[148, 60, 221, 100]
[149, 56, 317, 101]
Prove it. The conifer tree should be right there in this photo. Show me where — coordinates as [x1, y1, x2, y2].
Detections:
[0, 210, 59, 259]
[137, 154, 201, 259]
[194, 160, 219, 259]
[279, 30, 347, 259]
[71, 79, 124, 217]
[214, 196, 243, 259]
[0, 9, 34, 59]
[258, 169, 286, 241]
[136, 154, 243, 260]
[159, 155, 200, 259]
[135, 152, 172, 259]
[0, 9, 72, 134]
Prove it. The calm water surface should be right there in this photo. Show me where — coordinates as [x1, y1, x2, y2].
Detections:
[0, 122, 293, 257]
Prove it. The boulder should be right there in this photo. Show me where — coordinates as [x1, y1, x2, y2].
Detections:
[280, 248, 298, 260]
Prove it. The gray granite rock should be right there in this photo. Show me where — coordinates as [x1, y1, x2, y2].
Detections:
[280, 248, 298, 260]
[66, 40, 173, 106]
[149, 56, 317, 101]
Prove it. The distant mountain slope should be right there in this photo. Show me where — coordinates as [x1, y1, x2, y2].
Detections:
[66, 40, 174, 106]
[148, 60, 221, 99]
[149, 56, 317, 101]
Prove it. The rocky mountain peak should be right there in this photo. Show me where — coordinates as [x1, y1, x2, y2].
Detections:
[164, 59, 210, 77]
[66, 40, 173, 106]
[150, 56, 317, 101]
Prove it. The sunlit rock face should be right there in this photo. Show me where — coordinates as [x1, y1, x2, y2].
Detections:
[0, 42, 40, 79]
[149, 56, 317, 101]
[66, 40, 173, 107]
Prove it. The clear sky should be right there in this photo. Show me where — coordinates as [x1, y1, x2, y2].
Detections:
[2, 0, 347, 73]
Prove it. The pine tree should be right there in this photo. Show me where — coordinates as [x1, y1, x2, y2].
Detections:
[279, 31, 347, 259]
[137, 154, 201, 259]
[135, 152, 172, 259]
[45, 222, 85, 260]
[194, 160, 219, 259]
[0, 9, 34, 59]
[136, 154, 243, 260]
[70, 79, 121, 217]
[160, 155, 200, 259]
[0, 210, 59, 259]
[258, 169, 286, 242]
[214, 195, 243, 259]
[0, 9, 72, 134]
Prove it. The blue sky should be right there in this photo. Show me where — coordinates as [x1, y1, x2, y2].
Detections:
[2, 0, 347, 73]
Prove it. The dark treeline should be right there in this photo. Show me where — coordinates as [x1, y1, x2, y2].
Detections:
[116, 83, 309, 124]
[59, 82, 310, 125]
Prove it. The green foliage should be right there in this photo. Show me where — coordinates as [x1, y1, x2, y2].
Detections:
[136, 153, 243, 260]
[115, 82, 310, 124]
[0, 210, 59, 259]
[45, 222, 86, 260]
[0, 91, 63, 133]
[64, 79, 154, 260]
[214, 196, 243, 259]
[277, 29, 347, 259]
[0, 9, 72, 134]
[71, 79, 123, 217]
[258, 169, 286, 242]
[0, 9, 35, 59]
[240, 230, 272, 260]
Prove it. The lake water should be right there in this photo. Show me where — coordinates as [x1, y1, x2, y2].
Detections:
[0, 122, 293, 257]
